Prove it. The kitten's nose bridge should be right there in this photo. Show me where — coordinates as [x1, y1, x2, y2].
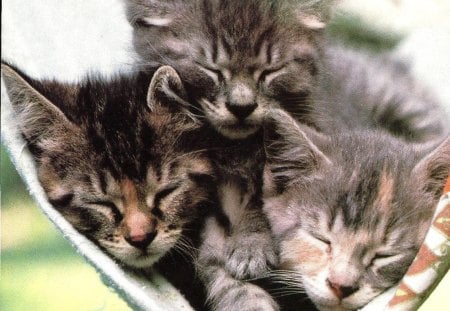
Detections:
[327, 261, 361, 299]
[120, 178, 158, 249]
[326, 279, 359, 299]
[226, 80, 257, 120]
[123, 210, 157, 249]
[229, 81, 255, 105]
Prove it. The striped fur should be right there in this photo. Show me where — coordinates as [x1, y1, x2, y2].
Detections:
[125, 0, 448, 144]
[263, 109, 450, 311]
[2, 63, 217, 268]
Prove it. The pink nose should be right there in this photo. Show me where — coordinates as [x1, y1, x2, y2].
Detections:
[326, 279, 359, 299]
[123, 209, 157, 249]
[125, 231, 157, 249]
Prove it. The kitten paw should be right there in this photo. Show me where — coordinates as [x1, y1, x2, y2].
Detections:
[225, 232, 277, 279]
[212, 282, 279, 311]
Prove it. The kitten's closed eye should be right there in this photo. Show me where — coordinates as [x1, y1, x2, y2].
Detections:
[373, 252, 394, 260]
[370, 252, 401, 267]
[258, 65, 286, 83]
[151, 183, 180, 219]
[311, 233, 331, 247]
[85, 200, 123, 223]
[134, 18, 151, 28]
[195, 62, 227, 83]
[201, 66, 225, 82]
[49, 193, 74, 209]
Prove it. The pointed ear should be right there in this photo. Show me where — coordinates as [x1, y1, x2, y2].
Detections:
[147, 66, 188, 110]
[263, 109, 331, 194]
[147, 65, 200, 125]
[413, 137, 450, 199]
[293, 0, 335, 30]
[2, 63, 75, 153]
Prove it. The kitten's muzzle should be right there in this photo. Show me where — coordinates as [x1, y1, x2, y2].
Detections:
[225, 101, 258, 121]
[326, 279, 359, 299]
[125, 230, 158, 250]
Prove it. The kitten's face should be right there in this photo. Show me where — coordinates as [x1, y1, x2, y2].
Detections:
[3, 64, 214, 268]
[126, 0, 328, 139]
[39, 144, 212, 268]
[268, 175, 428, 311]
[263, 110, 450, 310]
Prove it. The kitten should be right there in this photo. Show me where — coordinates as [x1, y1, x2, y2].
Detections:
[125, 0, 330, 139]
[2, 63, 216, 268]
[127, 0, 301, 283]
[124, 0, 448, 143]
[262, 109, 450, 311]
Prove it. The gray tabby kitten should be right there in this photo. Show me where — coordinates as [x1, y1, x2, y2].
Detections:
[125, 0, 330, 139]
[262, 109, 449, 311]
[2, 64, 216, 268]
[125, 0, 447, 142]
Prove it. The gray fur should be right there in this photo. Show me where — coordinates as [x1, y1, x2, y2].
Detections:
[122, 1, 450, 310]
[125, 0, 330, 139]
[125, 0, 448, 143]
[263, 109, 450, 310]
[313, 45, 449, 144]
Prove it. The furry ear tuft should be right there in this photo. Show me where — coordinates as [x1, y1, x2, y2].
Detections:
[2, 62, 75, 153]
[263, 109, 331, 193]
[414, 137, 450, 199]
[292, 0, 335, 30]
[147, 65, 188, 110]
[147, 65, 201, 127]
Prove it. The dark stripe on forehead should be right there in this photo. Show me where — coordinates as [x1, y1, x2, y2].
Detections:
[254, 26, 274, 58]
[220, 36, 233, 59]
[211, 37, 219, 64]
[328, 204, 338, 231]
[168, 160, 179, 177]
[339, 170, 381, 230]
[266, 42, 273, 64]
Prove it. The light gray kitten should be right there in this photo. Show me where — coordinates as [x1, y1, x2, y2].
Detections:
[262, 109, 449, 311]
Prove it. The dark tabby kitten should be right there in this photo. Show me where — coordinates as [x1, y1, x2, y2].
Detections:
[262, 109, 449, 311]
[125, 0, 447, 143]
[2, 63, 216, 268]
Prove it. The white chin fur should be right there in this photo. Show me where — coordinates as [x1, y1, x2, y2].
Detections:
[106, 240, 177, 269]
